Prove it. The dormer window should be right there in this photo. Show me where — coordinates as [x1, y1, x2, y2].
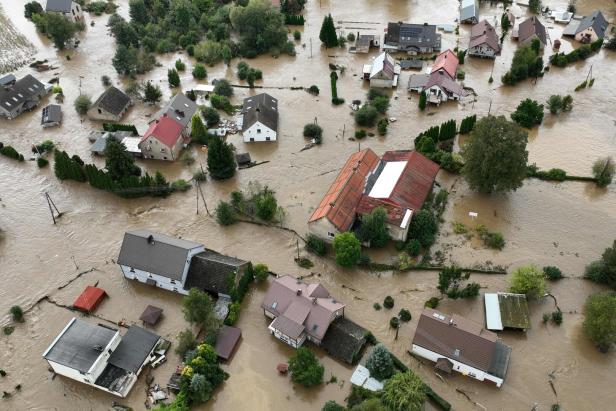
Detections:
[272, 301, 278, 309]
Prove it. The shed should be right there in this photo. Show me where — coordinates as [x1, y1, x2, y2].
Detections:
[139, 305, 163, 326]
[73, 286, 107, 312]
[400, 60, 423, 70]
[320, 317, 367, 364]
[350, 365, 384, 391]
[215, 325, 242, 360]
[41, 104, 62, 128]
[236, 152, 252, 166]
[484, 293, 531, 331]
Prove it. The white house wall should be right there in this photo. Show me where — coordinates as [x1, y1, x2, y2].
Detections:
[411, 344, 504, 387]
[370, 78, 394, 88]
[86, 332, 122, 382]
[575, 28, 598, 42]
[469, 44, 497, 58]
[243, 121, 277, 142]
[308, 218, 340, 243]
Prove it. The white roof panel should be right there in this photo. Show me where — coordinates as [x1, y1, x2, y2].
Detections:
[368, 161, 407, 198]
[485, 293, 503, 330]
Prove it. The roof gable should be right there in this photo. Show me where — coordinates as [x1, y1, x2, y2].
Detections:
[576, 10, 608, 38]
[153, 93, 197, 128]
[519, 17, 547, 44]
[370, 52, 396, 80]
[470, 20, 501, 52]
[242, 93, 278, 132]
[141, 116, 184, 148]
[93, 86, 131, 116]
[431, 49, 459, 79]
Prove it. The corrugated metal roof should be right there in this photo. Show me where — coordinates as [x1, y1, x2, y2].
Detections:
[484, 293, 503, 330]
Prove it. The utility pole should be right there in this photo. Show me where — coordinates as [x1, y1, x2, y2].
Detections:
[310, 38, 313, 58]
[44, 192, 61, 224]
[198, 163, 210, 215]
[79, 76, 84, 95]
[342, 123, 345, 139]
[296, 238, 300, 260]
[585, 64, 593, 83]
[488, 98, 492, 116]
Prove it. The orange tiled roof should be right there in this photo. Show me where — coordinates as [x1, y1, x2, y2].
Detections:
[431, 49, 459, 80]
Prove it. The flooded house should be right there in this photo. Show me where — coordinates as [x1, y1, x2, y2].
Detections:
[562, 10, 608, 43]
[460, 0, 479, 24]
[408, 70, 469, 105]
[516, 16, 547, 49]
[383, 22, 441, 54]
[431, 49, 459, 80]
[468, 20, 501, 58]
[43, 318, 164, 397]
[308, 149, 439, 242]
[0, 74, 48, 119]
[87, 86, 132, 122]
[41, 104, 62, 128]
[351, 34, 380, 53]
[241, 93, 278, 142]
[261, 275, 345, 348]
[117, 230, 248, 298]
[411, 309, 512, 388]
[45, 0, 83, 23]
[149, 92, 197, 138]
[362, 51, 401, 88]
[138, 114, 184, 161]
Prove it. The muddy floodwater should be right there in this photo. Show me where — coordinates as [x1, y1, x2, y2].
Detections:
[1, 0, 615, 410]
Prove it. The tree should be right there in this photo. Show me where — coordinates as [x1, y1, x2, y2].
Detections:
[254, 187, 278, 221]
[113, 45, 139, 75]
[254, 263, 269, 282]
[333, 232, 361, 267]
[547, 95, 563, 114]
[461, 116, 529, 193]
[371, 96, 390, 114]
[24, 1, 43, 19]
[501, 45, 543, 85]
[592, 157, 614, 188]
[168, 68, 181, 87]
[9, 306, 24, 322]
[365, 344, 394, 380]
[182, 288, 221, 332]
[215, 201, 237, 226]
[207, 136, 236, 180]
[175, 329, 197, 358]
[418, 90, 427, 111]
[438, 266, 480, 299]
[32, 12, 80, 49]
[543, 266, 564, 281]
[585, 240, 616, 289]
[359, 207, 390, 248]
[319, 14, 338, 48]
[606, 36, 616, 51]
[229, 1, 290, 56]
[74, 94, 91, 115]
[322, 401, 346, 411]
[288, 347, 324, 387]
[511, 99, 544, 128]
[509, 265, 546, 299]
[355, 105, 378, 127]
[191, 115, 209, 145]
[105, 137, 140, 181]
[192, 64, 208, 79]
[143, 81, 162, 104]
[201, 107, 220, 127]
[381, 371, 426, 411]
[583, 292, 616, 352]
[213, 79, 233, 97]
[303, 123, 323, 144]
[129, 0, 149, 24]
[529, 0, 541, 14]
[501, 13, 511, 32]
[408, 209, 437, 248]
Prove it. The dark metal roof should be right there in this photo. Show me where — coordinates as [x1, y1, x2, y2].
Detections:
[576, 10, 608, 38]
[43, 318, 117, 373]
[385, 22, 441, 50]
[184, 250, 248, 295]
[0, 74, 16, 87]
[108, 326, 160, 373]
[117, 229, 203, 282]
[92, 86, 131, 116]
[321, 317, 366, 364]
[41, 104, 62, 124]
[46, 0, 73, 13]
[400, 60, 423, 70]
[0, 74, 45, 113]
[152, 93, 197, 128]
[242, 93, 278, 132]
[488, 341, 511, 379]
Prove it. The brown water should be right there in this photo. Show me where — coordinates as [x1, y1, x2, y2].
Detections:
[1, 0, 615, 410]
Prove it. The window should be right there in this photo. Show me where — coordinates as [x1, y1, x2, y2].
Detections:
[453, 349, 460, 358]
[257, 129, 261, 133]
[130, 268, 135, 273]
[266, 137, 270, 141]
[72, 10, 75, 15]
[327, 232, 335, 238]
[250, 138, 254, 142]
[272, 301, 278, 309]
[97, 109, 102, 114]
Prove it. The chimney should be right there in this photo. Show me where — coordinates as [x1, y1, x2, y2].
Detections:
[312, 298, 318, 305]
[296, 289, 302, 296]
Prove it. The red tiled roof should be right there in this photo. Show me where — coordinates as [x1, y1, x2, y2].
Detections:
[73, 286, 107, 313]
[431, 49, 459, 79]
[309, 149, 380, 232]
[140, 115, 183, 148]
[470, 20, 501, 53]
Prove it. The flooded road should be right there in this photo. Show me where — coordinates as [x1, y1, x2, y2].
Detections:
[1, 0, 615, 410]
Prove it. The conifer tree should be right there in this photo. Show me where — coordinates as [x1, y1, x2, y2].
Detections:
[207, 136, 236, 180]
[319, 14, 338, 48]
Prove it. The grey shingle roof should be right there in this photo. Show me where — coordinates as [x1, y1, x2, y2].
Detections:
[460, 0, 478, 22]
[43, 318, 117, 373]
[117, 229, 203, 282]
[242, 93, 278, 132]
[108, 326, 160, 373]
[153, 93, 197, 128]
[46, 0, 73, 13]
[41, 104, 62, 125]
[0, 74, 45, 113]
[92, 86, 131, 116]
[576, 10, 608, 38]
[384, 22, 441, 51]
[184, 250, 248, 295]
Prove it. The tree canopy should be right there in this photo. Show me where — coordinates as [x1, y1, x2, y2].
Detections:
[408, 209, 438, 248]
[288, 347, 324, 387]
[333, 232, 361, 267]
[381, 371, 426, 411]
[182, 288, 221, 333]
[592, 157, 614, 188]
[509, 265, 546, 299]
[438, 266, 480, 299]
[511, 99, 544, 128]
[583, 292, 616, 352]
[207, 136, 236, 180]
[359, 207, 390, 248]
[230, 1, 292, 57]
[31, 12, 82, 49]
[365, 344, 394, 381]
[104, 137, 141, 181]
[501, 45, 543, 85]
[461, 116, 529, 193]
[319, 14, 338, 48]
[585, 239, 616, 289]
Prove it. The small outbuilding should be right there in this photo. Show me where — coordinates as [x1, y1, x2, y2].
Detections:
[321, 317, 367, 364]
[484, 292, 531, 331]
[363, 51, 401, 88]
[73, 286, 107, 313]
[139, 305, 163, 326]
[215, 325, 242, 361]
[41, 104, 62, 128]
[87, 86, 132, 122]
[460, 0, 479, 24]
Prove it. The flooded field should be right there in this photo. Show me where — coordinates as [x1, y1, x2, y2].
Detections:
[1, 0, 615, 410]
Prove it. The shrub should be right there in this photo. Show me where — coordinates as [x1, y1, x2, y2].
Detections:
[371, 96, 390, 114]
[101, 75, 111, 86]
[405, 239, 421, 257]
[0, 145, 25, 161]
[37, 157, 49, 168]
[377, 118, 388, 136]
[359, 206, 390, 248]
[293, 30, 301, 41]
[418, 91, 427, 111]
[175, 329, 197, 358]
[592, 157, 614, 188]
[254, 263, 269, 283]
[383, 295, 394, 309]
[288, 347, 324, 387]
[213, 79, 233, 97]
[193, 170, 207, 182]
[365, 344, 394, 380]
[303, 123, 323, 144]
[201, 107, 220, 127]
[306, 234, 327, 256]
[308, 85, 320, 95]
[543, 313, 551, 324]
[175, 59, 186, 71]
[583, 292, 616, 352]
[210, 94, 234, 114]
[381, 371, 426, 411]
[215, 201, 237, 226]
[192, 64, 207, 79]
[333, 232, 361, 267]
[74, 94, 91, 115]
[511, 98, 544, 128]
[10, 306, 24, 322]
[254, 188, 278, 221]
[322, 401, 345, 411]
[408, 209, 438, 248]
[543, 266, 563, 281]
[355, 105, 378, 127]
[399, 309, 412, 322]
[355, 129, 367, 139]
[224, 302, 241, 326]
[475, 224, 505, 250]
[551, 310, 563, 325]
[168, 68, 180, 87]
[390, 316, 400, 328]
[3, 326, 15, 336]
[425, 297, 439, 309]
[501, 45, 543, 85]
[509, 265, 546, 299]
[373, 303, 382, 310]
[171, 180, 191, 192]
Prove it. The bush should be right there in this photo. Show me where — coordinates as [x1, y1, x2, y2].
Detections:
[213, 79, 233, 97]
[74, 94, 91, 115]
[377, 118, 388, 136]
[543, 266, 563, 281]
[373, 303, 381, 310]
[371, 96, 390, 114]
[418, 91, 427, 111]
[551, 310, 563, 325]
[253, 263, 269, 283]
[306, 234, 327, 256]
[509, 265, 546, 299]
[333, 232, 361, 267]
[322, 401, 345, 411]
[583, 292, 616, 352]
[210, 94, 234, 114]
[293, 30, 301, 41]
[171, 179, 191, 192]
[224, 302, 241, 326]
[254, 188, 278, 221]
[215, 201, 237, 226]
[405, 239, 421, 257]
[383, 296, 394, 309]
[201, 107, 220, 127]
[10, 306, 24, 322]
[168, 68, 180, 87]
[381, 371, 427, 411]
[175, 59, 186, 71]
[501, 45, 543, 85]
[359, 206, 390, 248]
[355, 129, 367, 139]
[584, 240, 616, 289]
[308, 85, 320, 95]
[511, 98, 544, 128]
[355, 105, 378, 127]
[365, 344, 394, 380]
[592, 157, 614, 188]
[37, 157, 49, 168]
[192, 64, 207, 79]
[475, 225, 506, 250]
[408, 209, 438, 248]
[399, 309, 412, 322]
[288, 347, 324, 387]
[175, 329, 197, 358]
[303, 123, 323, 144]
[425, 297, 439, 309]
[0, 145, 25, 161]
[390, 316, 400, 328]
